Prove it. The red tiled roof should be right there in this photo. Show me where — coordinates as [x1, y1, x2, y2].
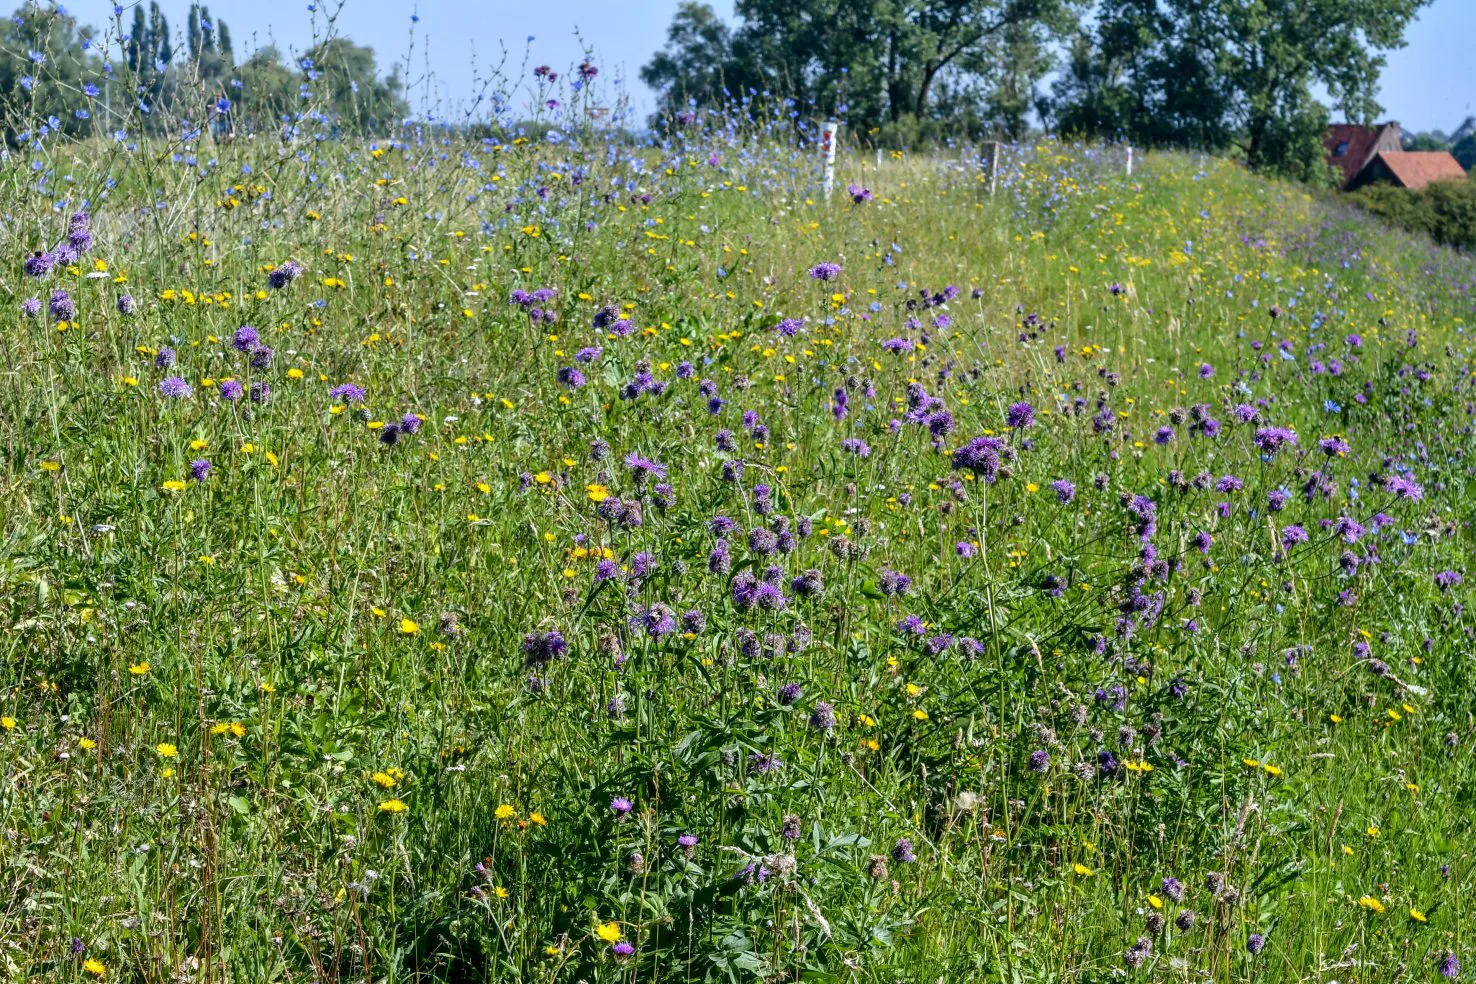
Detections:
[1324, 124, 1382, 188]
[1373, 151, 1467, 191]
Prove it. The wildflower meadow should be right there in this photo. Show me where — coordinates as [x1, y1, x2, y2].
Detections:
[2, 40, 1476, 984]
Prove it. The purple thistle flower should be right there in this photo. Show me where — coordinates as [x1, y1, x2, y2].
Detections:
[1384, 475, 1424, 501]
[809, 701, 835, 732]
[116, 294, 136, 316]
[624, 453, 667, 480]
[231, 325, 260, 352]
[330, 382, 367, 404]
[610, 796, 633, 817]
[1252, 426, 1298, 454]
[1005, 401, 1035, 428]
[1281, 524, 1309, 549]
[49, 289, 75, 321]
[159, 376, 192, 399]
[219, 379, 244, 401]
[189, 459, 211, 482]
[808, 262, 842, 281]
[267, 259, 302, 289]
[631, 603, 677, 637]
[879, 569, 912, 596]
[24, 251, 54, 277]
[522, 630, 568, 667]
[952, 436, 1006, 481]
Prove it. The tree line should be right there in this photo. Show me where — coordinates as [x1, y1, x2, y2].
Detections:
[0, 2, 406, 140]
[640, 0, 1433, 183]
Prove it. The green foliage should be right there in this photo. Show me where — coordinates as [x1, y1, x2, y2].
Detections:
[642, 0, 1084, 138]
[300, 38, 407, 131]
[1049, 0, 1431, 180]
[1353, 172, 1476, 251]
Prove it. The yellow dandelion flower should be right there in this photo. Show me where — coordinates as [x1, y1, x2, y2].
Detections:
[595, 921, 623, 943]
[1073, 863, 1094, 876]
[83, 958, 106, 976]
[1148, 894, 1163, 909]
[156, 742, 178, 758]
[912, 709, 929, 721]
[1, 716, 15, 730]
[1358, 896, 1385, 913]
[399, 618, 420, 635]
[129, 662, 151, 675]
[372, 771, 398, 788]
[1410, 907, 1427, 923]
[379, 799, 408, 813]
[495, 804, 516, 820]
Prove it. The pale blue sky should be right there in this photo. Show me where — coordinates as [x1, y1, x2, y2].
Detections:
[107, 0, 1473, 133]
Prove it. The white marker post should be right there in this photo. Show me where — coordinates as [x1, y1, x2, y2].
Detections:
[982, 140, 1001, 196]
[821, 120, 839, 200]
[1125, 145, 1134, 177]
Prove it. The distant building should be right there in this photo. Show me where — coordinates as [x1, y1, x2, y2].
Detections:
[1355, 151, 1468, 191]
[1324, 122, 1404, 189]
[1324, 121, 1468, 191]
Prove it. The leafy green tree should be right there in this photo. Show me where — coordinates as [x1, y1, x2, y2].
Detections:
[1403, 132, 1450, 151]
[643, 0, 1083, 137]
[236, 44, 296, 131]
[1454, 134, 1476, 172]
[301, 38, 407, 132]
[1050, 0, 1430, 180]
[640, 2, 738, 119]
[126, 5, 146, 75]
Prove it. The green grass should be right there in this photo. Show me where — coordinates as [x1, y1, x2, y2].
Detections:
[1, 133, 1474, 983]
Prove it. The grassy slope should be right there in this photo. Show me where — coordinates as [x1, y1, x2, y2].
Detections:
[1, 137, 1475, 982]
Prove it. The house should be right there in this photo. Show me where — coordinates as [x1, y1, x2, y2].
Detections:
[1354, 151, 1467, 191]
[1324, 122, 1404, 189]
[1324, 121, 1469, 191]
